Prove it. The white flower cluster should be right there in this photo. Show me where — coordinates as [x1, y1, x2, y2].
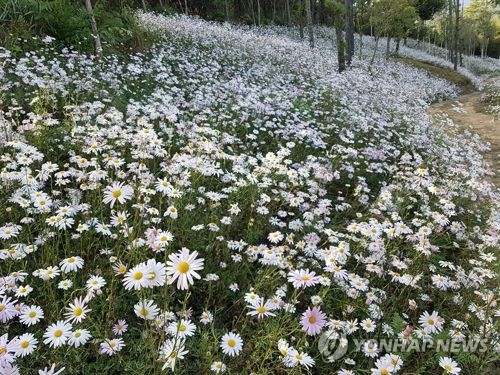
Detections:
[0, 11, 497, 375]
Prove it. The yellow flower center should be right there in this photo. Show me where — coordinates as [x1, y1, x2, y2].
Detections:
[227, 338, 236, 347]
[444, 364, 453, 372]
[21, 341, 29, 349]
[28, 311, 36, 318]
[0, 346, 6, 355]
[179, 324, 186, 332]
[112, 190, 122, 198]
[74, 307, 83, 316]
[178, 261, 190, 273]
[54, 329, 63, 338]
[0, 305, 5, 312]
[133, 272, 143, 280]
[257, 306, 266, 314]
[428, 319, 435, 326]
[308, 316, 317, 324]
[381, 369, 390, 375]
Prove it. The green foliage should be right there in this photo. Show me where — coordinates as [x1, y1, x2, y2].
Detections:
[390, 312, 406, 332]
[465, 0, 498, 54]
[0, 0, 161, 55]
[370, 0, 419, 38]
[415, 0, 447, 21]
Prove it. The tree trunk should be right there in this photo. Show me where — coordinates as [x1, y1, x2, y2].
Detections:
[319, 0, 325, 24]
[141, 0, 147, 10]
[395, 38, 400, 55]
[84, 0, 102, 58]
[248, 0, 256, 25]
[299, 0, 304, 39]
[257, 0, 261, 26]
[345, 0, 354, 66]
[356, 10, 363, 58]
[359, 34, 363, 59]
[385, 36, 391, 58]
[448, 0, 453, 63]
[305, 0, 314, 48]
[335, 25, 346, 72]
[371, 36, 379, 65]
[225, 0, 230, 21]
[286, 0, 292, 26]
[454, 0, 459, 70]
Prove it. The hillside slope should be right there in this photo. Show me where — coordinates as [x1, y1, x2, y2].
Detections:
[0, 12, 498, 375]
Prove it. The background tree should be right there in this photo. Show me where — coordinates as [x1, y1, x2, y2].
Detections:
[369, 0, 418, 58]
[84, 0, 103, 58]
[305, 0, 314, 47]
[415, 0, 447, 20]
[345, 0, 354, 65]
[466, 0, 497, 57]
[412, 0, 446, 44]
[325, 0, 346, 71]
[454, 0, 460, 70]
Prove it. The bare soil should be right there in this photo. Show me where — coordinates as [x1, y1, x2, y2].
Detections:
[428, 76, 499, 187]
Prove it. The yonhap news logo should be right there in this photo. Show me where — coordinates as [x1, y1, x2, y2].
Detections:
[318, 333, 349, 361]
[318, 333, 489, 362]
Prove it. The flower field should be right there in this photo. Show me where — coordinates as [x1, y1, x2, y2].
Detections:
[0, 12, 498, 375]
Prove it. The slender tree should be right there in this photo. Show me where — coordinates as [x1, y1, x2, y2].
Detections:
[326, 0, 346, 72]
[454, 0, 460, 70]
[319, 0, 325, 24]
[369, 0, 417, 60]
[257, 0, 261, 25]
[448, 0, 453, 62]
[345, 0, 354, 65]
[225, 0, 230, 21]
[305, 0, 314, 47]
[286, 0, 292, 26]
[298, 0, 305, 38]
[84, 0, 102, 58]
[336, 13, 346, 72]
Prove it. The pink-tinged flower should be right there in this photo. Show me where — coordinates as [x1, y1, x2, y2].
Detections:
[403, 325, 413, 336]
[287, 269, 320, 288]
[300, 307, 326, 336]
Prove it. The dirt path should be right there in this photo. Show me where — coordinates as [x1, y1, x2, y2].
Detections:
[428, 77, 499, 186]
